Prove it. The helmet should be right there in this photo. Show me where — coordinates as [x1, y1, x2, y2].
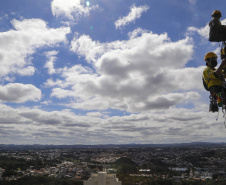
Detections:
[204, 52, 218, 61]
[211, 10, 222, 17]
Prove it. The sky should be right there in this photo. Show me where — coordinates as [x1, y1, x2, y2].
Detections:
[1, 0, 226, 145]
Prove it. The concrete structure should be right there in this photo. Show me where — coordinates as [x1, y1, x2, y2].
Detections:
[84, 171, 122, 185]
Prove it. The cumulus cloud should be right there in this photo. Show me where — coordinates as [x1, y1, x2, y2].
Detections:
[47, 29, 198, 112]
[187, 24, 209, 39]
[51, 0, 98, 20]
[51, 88, 76, 99]
[44, 50, 58, 74]
[0, 83, 41, 103]
[71, 34, 106, 63]
[115, 4, 149, 29]
[0, 18, 70, 80]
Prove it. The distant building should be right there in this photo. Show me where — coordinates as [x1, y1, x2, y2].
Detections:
[83, 171, 122, 185]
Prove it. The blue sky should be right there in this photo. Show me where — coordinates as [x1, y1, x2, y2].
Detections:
[1, 0, 226, 145]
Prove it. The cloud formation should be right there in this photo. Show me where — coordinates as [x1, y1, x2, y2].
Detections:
[44, 50, 58, 75]
[187, 25, 209, 39]
[47, 29, 198, 112]
[1, 0, 225, 145]
[0, 83, 41, 103]
[0, 19, 70, 80]
[0, 103, 224, 145]
[51, 0, 97, 20]
[115, 5, 149, 29]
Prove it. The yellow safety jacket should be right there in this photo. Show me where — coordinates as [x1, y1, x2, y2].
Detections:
[203, 67, 223, 88]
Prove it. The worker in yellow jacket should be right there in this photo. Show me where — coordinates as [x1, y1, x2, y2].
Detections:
[203, 52, 226, 111]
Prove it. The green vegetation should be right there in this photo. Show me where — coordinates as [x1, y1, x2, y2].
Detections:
[0, 157, 29, 171]
[0, 156, 60, 171]
[114, 157, 137, 174]
[111, 156, 226, 185]
[0, 176, 83, 185]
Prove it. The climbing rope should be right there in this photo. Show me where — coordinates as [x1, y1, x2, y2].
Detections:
[223, 106, 226, 128]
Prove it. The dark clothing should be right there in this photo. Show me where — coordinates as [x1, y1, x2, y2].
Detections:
[209, 18, 226, 42]
[209, 85, 223, 96]
[209, 85, 226, 105]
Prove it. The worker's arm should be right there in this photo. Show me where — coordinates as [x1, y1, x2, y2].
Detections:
[215, 59, 226, 76]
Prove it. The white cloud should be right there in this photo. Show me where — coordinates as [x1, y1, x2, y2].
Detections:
[87, 112, 103, 118]
[71, 34, 106, 63]
[44, 50, 58, 74]
[1, 103, 225, 144]
[44, 78, 69, 88]
[51, 88, 76, 99]
[167, 66, 205, 91]
[40, 100, 52, 105]
[187, 24, 209, 39]
[50, 29, 197, 112]
[0, 83, 41, 103]
[115, 4, 149, 29]
[17, 66, 36, 76]
[51, 0, 98, 20]
[0, 18, 70, 80]
[1, 0, 225, 145]
[128, 28, 148, 39]
[222, 19, 226, 25]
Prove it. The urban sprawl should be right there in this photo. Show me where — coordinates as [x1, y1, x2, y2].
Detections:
[1, 143, 226, 184]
